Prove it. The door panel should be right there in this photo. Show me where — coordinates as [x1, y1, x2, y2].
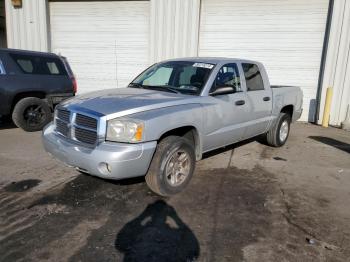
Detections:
[202, 92, 249, 152]
[241, 63, 272, 138]
[245, 90, 272, 138]
[202, 63, 250, 152]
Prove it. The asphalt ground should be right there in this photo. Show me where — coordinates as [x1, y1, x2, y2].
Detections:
[0, 122, 349, 261]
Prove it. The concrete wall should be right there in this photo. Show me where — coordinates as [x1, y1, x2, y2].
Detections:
[318, 0, 350, 126]
[5, 0, 48, 51]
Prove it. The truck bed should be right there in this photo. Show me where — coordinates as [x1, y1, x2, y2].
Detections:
[271, 85, 303, 122]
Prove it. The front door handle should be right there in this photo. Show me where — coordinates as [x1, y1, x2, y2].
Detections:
[235, 100, 245, 106]
[263, 96, 271, 101]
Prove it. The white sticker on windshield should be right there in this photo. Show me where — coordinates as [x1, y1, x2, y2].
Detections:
[193, 62, 214, 69]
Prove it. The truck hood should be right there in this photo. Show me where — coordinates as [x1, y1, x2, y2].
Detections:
[61, 88, 199, 119]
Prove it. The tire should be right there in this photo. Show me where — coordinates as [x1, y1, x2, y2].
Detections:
[145, 136, 196, 196]
[12, 97, 52, 132]
[266, 113, 291, 147]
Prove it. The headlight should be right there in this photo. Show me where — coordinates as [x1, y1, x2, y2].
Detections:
[106, 118, 144, 143]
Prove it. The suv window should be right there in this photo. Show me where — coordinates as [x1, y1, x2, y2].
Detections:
[0, 60, 6, 75]
[242, 63, 264, 91]
[17, 59, 34, 73]
[10, 54, 66, 76]
[211, 63, 241, 92]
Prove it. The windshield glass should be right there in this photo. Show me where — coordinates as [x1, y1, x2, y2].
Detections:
[130, 61, 215, 95]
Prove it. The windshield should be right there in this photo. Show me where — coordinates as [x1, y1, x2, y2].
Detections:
[129, 61, 215, 95]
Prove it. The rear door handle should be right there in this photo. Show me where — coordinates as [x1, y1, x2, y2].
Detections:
[235, 100, 245, 106]
[263, 97, 271, 101]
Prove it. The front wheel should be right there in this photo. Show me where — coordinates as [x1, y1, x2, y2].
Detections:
[145, 136, 196, 196]
[12, 97, 52, 132]
[265, 112, 291, 147]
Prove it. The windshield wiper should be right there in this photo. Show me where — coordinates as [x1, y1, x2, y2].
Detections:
[159, 85, 181, 94]
[129, 83, 181, 94]
[128, 82, 144, 89]
[141, 85, 181, 94]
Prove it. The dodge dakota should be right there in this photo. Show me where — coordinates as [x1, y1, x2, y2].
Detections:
[42, 58, 303, 196]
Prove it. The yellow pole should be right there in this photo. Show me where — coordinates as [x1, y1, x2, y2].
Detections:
[322, 87, 333, 127]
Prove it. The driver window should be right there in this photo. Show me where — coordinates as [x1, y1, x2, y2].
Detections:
[211, 63, 241, 92]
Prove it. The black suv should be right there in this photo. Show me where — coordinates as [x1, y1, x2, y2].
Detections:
[0, 48, 76, 131]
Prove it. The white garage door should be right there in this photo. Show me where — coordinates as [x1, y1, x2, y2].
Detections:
[50, 1, 150, 93]
[199, 0, 329, 121]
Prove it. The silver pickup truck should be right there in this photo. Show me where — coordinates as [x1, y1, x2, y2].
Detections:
[43, 58, 302, 196]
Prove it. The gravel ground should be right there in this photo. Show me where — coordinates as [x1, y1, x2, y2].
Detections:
[0, 121, 349, 262]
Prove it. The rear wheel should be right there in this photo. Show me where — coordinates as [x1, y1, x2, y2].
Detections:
[145, 136, 196, 196]
[12, 97, 52, 132]
[266, 112, 291, 147]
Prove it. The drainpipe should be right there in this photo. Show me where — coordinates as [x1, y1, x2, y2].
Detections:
[315, 0, 334, 124]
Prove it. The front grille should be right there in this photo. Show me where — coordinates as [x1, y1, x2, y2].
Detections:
[56, 119, 69, 137]
[76, 114, 97, 129]
[74, 127, 97, 144]
[55, 108, 98, 146]
[57, 109, 70, 122]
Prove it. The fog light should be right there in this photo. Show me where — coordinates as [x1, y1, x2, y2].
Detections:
[98, 162, 112, 175]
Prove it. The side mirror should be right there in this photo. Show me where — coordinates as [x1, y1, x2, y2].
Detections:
[209, 86, 236, 96]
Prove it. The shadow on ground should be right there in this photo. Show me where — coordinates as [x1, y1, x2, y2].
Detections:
[309, 136, 350, 154]
[115, 200, 199, 262]
[0, 165, 276, 262]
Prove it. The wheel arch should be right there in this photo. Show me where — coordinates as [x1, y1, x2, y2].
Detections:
[281, 104, 294, 118]
[11, 91, 47, 113]
[158, 125, 202, 160]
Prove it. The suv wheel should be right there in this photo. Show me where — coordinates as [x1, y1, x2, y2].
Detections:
[266, 112, 291, 147]
[12, 97, 52, 132]
[145, 136, 196, 196]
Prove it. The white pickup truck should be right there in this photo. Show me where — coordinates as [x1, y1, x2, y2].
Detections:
[43, 58, 303, 196]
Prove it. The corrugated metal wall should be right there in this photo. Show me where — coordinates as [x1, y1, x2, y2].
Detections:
[199, 0, 328, 122]
[4, 0, 200, 62]
[5, 0, 48, 51]
[318, 0, 350, 126]
[150, 0, 200, 63]
[4, 0, 348, 125]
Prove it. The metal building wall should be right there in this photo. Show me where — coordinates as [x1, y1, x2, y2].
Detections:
[150, 0, 200, 63]
[5, 0, 200, 63]
[5, 0, 349, 126]
[318, 0, 350, 126]
[5, 0, 48, 52]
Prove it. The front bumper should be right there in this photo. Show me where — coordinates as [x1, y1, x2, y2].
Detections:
[42, 123, 157, 180]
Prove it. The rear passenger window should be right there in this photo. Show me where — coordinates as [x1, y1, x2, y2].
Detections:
[242, 63, 264, 91]
[47, 62, 60, 74]
[10, 54, 66, 76]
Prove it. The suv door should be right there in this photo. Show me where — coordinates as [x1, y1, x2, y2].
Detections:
[242, 63, 272, 138]
[202, 63, 250, 152]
